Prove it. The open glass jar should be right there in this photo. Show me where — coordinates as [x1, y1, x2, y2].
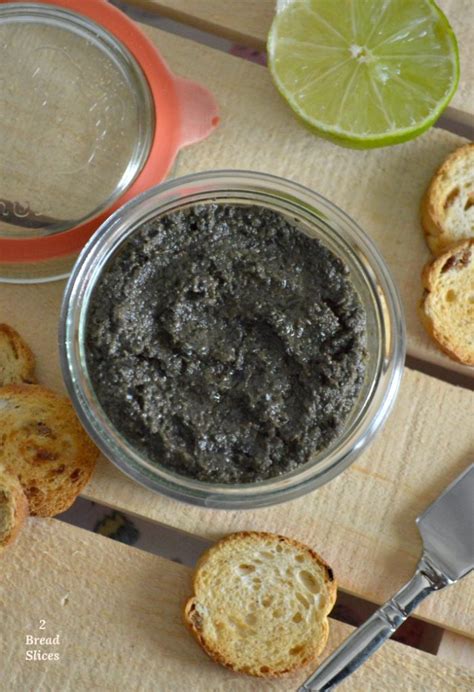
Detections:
[0, 0, 218, 282]
[60, 171, 405, 509]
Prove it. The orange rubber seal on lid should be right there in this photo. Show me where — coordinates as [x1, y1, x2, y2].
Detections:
[0, 0, 219, 263]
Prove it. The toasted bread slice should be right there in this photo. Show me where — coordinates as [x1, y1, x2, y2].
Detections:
[0, 464, 28, 550]
[0, 384, 99, 516]
[421, 143, 474, 256]
[0, 324, 36, 386]
[184, 531, 336, 678]
[420, 239, 474, 365]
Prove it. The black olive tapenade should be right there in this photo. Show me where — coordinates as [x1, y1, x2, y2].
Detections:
[86, 204, 367, 483]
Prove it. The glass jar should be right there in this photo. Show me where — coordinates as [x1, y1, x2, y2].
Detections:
[0, 0, 218, 283]
[60, 170, 405, 509]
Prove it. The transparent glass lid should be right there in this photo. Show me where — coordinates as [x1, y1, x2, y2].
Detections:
[0, 3, 154, 240]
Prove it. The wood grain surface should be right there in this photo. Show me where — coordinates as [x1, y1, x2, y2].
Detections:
[126, 0, 474, 114]
[2, 518, 473, 691]
[1, 10, 473, 691]
[81, 368, 474, 636]
[438, 631, 474, 670]
[0, 23, 473, 636]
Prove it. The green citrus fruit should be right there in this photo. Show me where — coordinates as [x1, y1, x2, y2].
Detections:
[268, 0, 460, 148]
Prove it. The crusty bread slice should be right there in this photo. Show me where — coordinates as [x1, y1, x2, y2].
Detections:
[0, 384, 99, 516]
[184, 531, 336, 678]
[0, 464, 28, 550]
[421, 143, 474, 256]
[0, 324, 36, 386]
[420, 239, 474, 365]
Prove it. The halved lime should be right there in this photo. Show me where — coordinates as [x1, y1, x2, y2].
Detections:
[268, 0, 459, 148]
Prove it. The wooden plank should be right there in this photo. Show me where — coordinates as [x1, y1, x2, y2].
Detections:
[438, 632, 474, 670]
[81, 367, 474, 637]
[3, 518, 473, 691]
[126, 0, 474, 114]
[1, 26, 472, 375]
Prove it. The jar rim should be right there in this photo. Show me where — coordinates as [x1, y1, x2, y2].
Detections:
[60, 170, 405, 509]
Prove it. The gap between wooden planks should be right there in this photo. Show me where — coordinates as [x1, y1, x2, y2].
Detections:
[123, 0, 474, 115]
[81, 366, 473, 637]
[2, 517, 473, 691]
[53, 499, 474, 669]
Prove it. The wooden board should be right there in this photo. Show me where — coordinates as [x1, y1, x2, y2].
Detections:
[1, 25, 472, 376]
[127, 0, 474, 114]
[2, 517, 473, 691]
[0, 25, 473, 635]
[81, 367, 474, 637]
[1, 11, 472, 691]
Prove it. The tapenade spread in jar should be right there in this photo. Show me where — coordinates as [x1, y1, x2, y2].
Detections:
[86, 203, 366, 483]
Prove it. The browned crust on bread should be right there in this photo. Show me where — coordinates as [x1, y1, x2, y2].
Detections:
[184, 531, 337, 678]
[183, 596, 271, 677]
[418, 305, 473, 365]
[0, 323, 36, 386]
[421, 238, 473, 290]
[0, 467, 29, 550]
[184, 596, 329, 678]
[421, 143, 474, 256]
[419, 239, 474, 365]
[0, 384, 99, 516]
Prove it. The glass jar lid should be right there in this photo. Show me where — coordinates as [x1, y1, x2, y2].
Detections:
[0, 0, 219, 283]
[0, 2, 154, 240]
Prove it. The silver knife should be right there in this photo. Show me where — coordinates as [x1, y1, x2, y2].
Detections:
[300, 464, 474, 691]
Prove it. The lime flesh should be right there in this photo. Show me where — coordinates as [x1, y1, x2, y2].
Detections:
[268, 0, 459, 148]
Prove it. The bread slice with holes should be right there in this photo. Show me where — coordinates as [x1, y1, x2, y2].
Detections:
[0, 324, 36, 387]
[420, 239, 474, 365]
[421, 143, 474, 256]
[184, 531, 336, 678]
[0, 464, 28, 550]
[0, 384, 99, 516]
